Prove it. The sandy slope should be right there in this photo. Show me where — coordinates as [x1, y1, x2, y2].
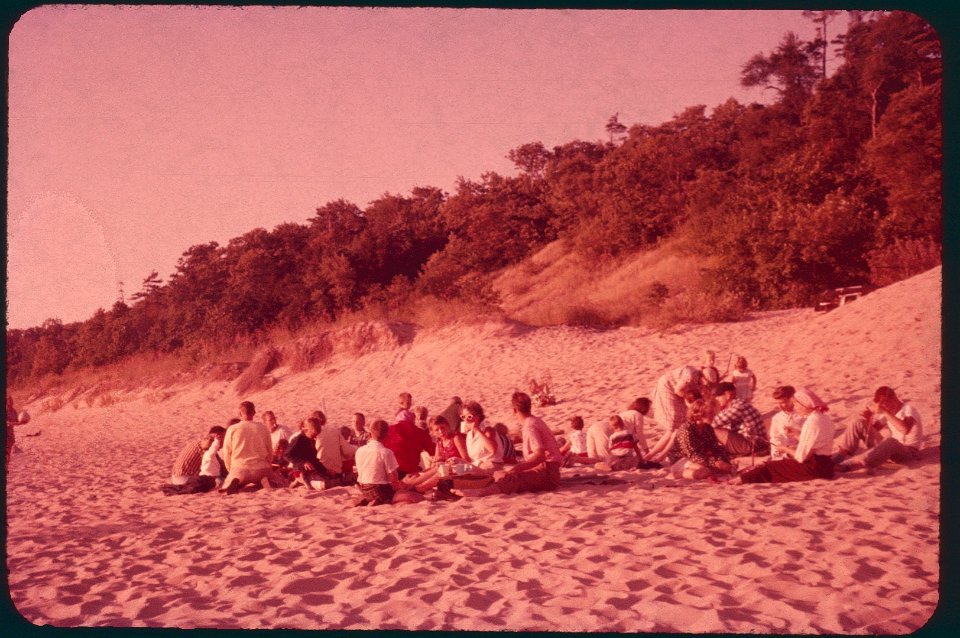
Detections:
[6, 267, 940, 632]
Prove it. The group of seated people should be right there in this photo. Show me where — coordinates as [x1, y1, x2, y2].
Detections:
[162, 365, 925, 501]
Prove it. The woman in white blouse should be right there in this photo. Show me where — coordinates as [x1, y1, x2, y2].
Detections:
[733, 387, 835, 484]
[461, 401, 504, 472]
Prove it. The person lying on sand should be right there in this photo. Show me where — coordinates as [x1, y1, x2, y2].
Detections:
[711, 382, 769, 458]
[220, 401, 274, 495]
[731, 387, 835, 484]
[454, 392, 562, 498]
[833, 386, 923, 474]
[353, 419, 402, 506]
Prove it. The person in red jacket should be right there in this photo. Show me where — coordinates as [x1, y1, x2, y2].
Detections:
[383, 409, 435, 479]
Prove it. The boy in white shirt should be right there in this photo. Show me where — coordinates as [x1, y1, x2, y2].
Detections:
[835, 386, 923, 472]
[769, 386, 805, 461]
[353, 419, 401, 506]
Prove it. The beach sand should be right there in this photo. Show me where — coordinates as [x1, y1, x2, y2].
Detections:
[6, 267, 940, 631]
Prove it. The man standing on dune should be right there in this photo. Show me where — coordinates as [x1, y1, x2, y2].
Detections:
[221, 401, 274, 495]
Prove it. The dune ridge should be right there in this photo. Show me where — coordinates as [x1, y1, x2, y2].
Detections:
[6, 267, 940, 632]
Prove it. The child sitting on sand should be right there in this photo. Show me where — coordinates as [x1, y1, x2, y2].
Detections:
[598, 415, 642, 471]
[354, 419, 402, 506]
[560, 416, 589, 467]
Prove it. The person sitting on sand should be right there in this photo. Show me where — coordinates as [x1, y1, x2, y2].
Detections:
[586, 416, 614, 462]
[221, 401, 274, 495]
[672, 399, 736, 480]
[347, 413, 369, 447]
[384, 408, 436, 479]
[598, 415, 643, 471]
[401, 416, 466, 500]
[618, 397, 652, 456]
[833, 386, 923, 473]
[396, 392, 415, 425]
[170, 426, 212, 485]
[494, 422, 519, 463]
[462, 401, 504, 472]
[162, 427, 227, 495]
[455, 392, 563, 497]
[284, 417, 330, 488]
[439, 396, 465, 434]
[263, 410, 291, 467]
[711, 382, 769, 457]
[727, 356, 757, 403]
[562, 416, 589, 463]
[313, 410, 356, 481]
[414, 405, 429, 430]
[354, 419, 402, 506]
[769, 386, 805, 461]
[733, 387, 834, 484]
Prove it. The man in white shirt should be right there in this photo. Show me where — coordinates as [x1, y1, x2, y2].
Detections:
[221, 401, 274, 494]
[618, 397, 651, 455]
[769, 386, 806, 461]
[835, 386, 924, 472]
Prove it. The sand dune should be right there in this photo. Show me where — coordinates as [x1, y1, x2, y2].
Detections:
[6, 267, 940, 631]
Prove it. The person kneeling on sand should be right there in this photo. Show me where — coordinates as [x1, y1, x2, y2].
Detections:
[354, 419, 403, 506]
[833, 386, 923, 473]
[669, 399, 736, 480]
[221, 401, 274, 495]
[732, 387, 835, 484]
[455, 392, 563, 498]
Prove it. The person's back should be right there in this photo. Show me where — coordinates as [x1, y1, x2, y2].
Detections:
[586, 419, 613, 460]
[221, 401, 273, 493]
[384, 419, 436, 476]
[316, 415, 355, 476]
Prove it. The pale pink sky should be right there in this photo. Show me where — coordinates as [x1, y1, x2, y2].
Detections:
[7, 7, 823, 329]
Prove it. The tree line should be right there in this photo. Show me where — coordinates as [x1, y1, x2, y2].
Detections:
[6, 11, 941, 384]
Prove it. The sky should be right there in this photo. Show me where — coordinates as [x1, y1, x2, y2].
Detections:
[6, 6, 827, 330]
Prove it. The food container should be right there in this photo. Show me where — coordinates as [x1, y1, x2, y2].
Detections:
[438, 463, 453, 477]
[453, 463, 474, 475]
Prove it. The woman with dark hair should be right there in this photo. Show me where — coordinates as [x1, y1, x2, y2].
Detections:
[461, 400, 504, 471]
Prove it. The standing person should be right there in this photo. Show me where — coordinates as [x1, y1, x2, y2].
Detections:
[711, 382, 769, 457]
[618, 397, 652, 456]
[263, 411, 291, 467]
[650, 366, 702, 432]
[384, 409, 436, 479]
[455, 392, 563, 497]
[728, 356, 757, 403]
[834, 386, 924, 473]
[769, 386, 805, 461]
[353, 419, 402, 506]
[461, 400, 504, 471]
[312, 410, 356, 480]
[221, 401, 274, 494]
[734, 387, 835, 484]
[700, 350, 720, 396]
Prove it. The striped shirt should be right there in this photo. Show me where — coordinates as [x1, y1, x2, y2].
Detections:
[172, 441, 204, 477]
